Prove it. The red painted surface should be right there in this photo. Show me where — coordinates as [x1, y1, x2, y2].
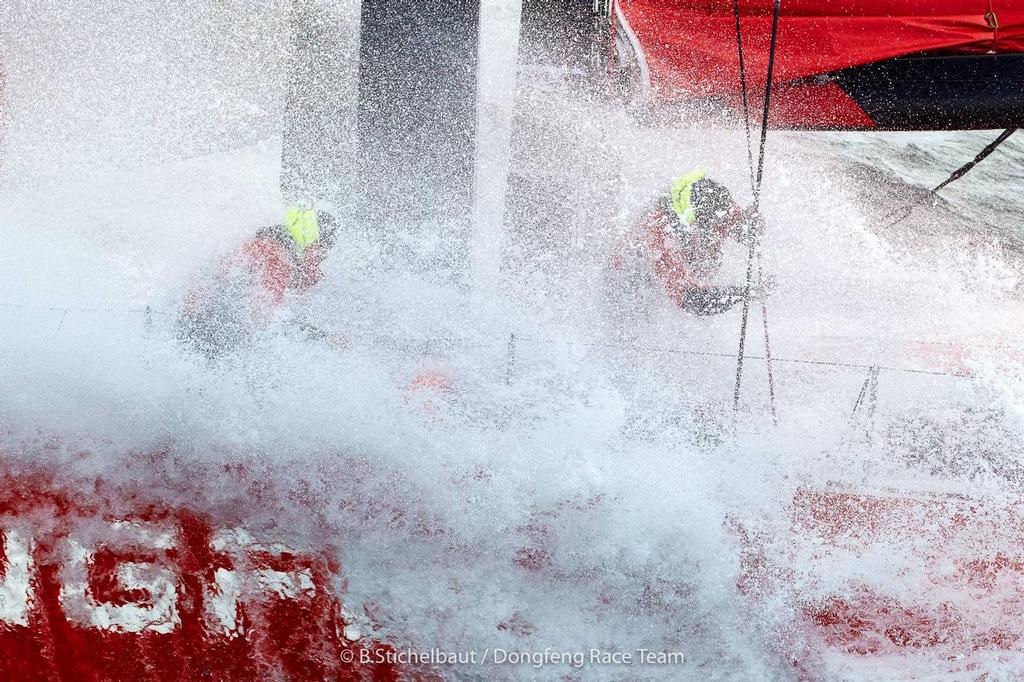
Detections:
[793, 489, 1024, 652]
[764, 81, 876, 130]
[737, 487, 1024, 669]
[0, 472, 405, 681]
[617, 0, 1024, 99]
[614, 0, 1024, 128]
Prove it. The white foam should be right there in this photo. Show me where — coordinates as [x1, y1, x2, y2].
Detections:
[1, 3, 1023, 679]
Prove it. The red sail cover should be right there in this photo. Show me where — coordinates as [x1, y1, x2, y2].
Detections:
[615, 0, 1024, 128]
[0, 472, 405, 681]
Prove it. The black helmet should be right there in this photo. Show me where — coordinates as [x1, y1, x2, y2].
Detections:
[689, 178, 735, 226]
[317, 210, 338, 250]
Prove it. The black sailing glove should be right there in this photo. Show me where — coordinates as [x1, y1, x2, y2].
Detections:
[735, 209, 766, 242]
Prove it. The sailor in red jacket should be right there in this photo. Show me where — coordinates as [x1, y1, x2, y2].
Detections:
[613, 170, 764, 316]
[178, 207, 337, 357]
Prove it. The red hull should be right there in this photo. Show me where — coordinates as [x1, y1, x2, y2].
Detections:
[737, 486, 1024, 676]
[0, 471, 407, 681]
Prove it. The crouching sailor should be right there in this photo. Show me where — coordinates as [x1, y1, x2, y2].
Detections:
[612, 170, 768, 316]
[178, 206, 338, 357]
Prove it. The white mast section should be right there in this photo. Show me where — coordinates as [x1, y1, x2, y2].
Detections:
[470, 0, 523, 293]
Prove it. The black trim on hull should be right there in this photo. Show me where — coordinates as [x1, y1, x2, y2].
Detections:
[835, 53, 1024, 131]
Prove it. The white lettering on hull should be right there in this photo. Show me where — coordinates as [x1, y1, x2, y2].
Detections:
[0, 529, 33, 627]
[205, 527, 316, 637]
[59, 521, 180, 634]
[0, 520, 319, 635]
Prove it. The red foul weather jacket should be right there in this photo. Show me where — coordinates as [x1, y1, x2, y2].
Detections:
[232, 230, 325, 305]
[613, 196, 739, 310]
[178, 228, 325, 356]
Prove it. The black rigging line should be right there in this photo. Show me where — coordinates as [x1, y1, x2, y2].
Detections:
[733, 0, 781, 416]
[758, 278, 777, 420]
[0, 299, 976, 380]
[732, 0, 756, 194]
[884, 128, 1017, 229]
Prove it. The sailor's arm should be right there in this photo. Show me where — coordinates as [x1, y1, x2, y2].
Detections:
[725, 207, 766, 242]
[679, 276, 773, 316]
[679, 286, 749, 316]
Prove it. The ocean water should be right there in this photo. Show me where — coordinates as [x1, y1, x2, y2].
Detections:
[2, 3, 1024, 680]
[826, 130, 1024, 238]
